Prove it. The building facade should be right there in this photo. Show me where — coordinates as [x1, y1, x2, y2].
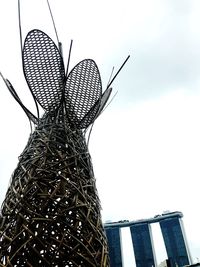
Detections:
[104, 211, 192, 267]
[105, 226, 123, 267]
[160, 216, 191, 267]
[130, 223, 157, 267]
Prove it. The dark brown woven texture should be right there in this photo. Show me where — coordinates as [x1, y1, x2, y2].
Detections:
[0, 25, 112, 266]
[0, 113, 109, 266]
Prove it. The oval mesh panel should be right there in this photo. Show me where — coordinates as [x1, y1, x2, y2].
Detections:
[22, 29, 65, 111]
[79, 87, 112, 129]
[78, 100, 100, 129]
[65, 59, 102, 128]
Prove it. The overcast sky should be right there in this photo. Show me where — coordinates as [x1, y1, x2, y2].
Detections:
[1, 0, 200, 265]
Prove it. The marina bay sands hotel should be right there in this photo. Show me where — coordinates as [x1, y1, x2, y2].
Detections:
[104, 211, 192, 267]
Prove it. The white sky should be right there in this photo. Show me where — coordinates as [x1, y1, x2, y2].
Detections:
[0, 0, 200, 266]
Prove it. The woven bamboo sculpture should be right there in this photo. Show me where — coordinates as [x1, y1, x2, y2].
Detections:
[0, 28, 112, 266]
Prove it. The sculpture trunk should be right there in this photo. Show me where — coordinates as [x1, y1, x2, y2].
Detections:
[0, 114, 109, 266]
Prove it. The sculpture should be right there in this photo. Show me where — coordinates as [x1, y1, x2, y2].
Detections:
[0, 2, 129, 266]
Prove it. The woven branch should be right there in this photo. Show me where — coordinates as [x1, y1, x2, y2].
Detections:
[0, 113, 109, 266]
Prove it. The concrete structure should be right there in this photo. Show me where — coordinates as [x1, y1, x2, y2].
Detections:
[104, 211, 192, 267]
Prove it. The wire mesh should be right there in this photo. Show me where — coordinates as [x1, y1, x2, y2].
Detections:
[23, 29, 65, 111]
[65, 59, 102, 128]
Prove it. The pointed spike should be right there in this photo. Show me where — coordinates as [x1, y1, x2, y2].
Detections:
[107, 55, 130, 89]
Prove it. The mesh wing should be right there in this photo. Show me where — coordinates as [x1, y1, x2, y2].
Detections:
[22, 29, 65, 111]
[79, 87, 112, 129]
[65, 59, 102, 128]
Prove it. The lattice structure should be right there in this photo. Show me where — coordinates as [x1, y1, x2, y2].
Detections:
[0, 29, 112, 266]
[23, 30, 65, 111]
[0, 114, 109, 266]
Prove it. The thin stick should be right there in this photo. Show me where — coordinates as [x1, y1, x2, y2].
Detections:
[107, 66, 114, 88]
[66, 40, 73, 77]
[18, 0, 23, 54]
[107, 55, 130, 89]
[46, 0, 60, 46]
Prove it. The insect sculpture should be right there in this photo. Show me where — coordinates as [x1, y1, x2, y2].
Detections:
[0, 3, 129, 267]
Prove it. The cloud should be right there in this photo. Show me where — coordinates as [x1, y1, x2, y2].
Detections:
[102, 0, 200, 104]
[91, 89, 200, 218]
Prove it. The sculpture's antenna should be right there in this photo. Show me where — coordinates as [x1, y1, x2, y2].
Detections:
[66, 40, 73, 77]
[18, 0, 23, 54]
[107, 66, 115, 88]
[106, 55, 130, 89]
[46, 0, 63, 57]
